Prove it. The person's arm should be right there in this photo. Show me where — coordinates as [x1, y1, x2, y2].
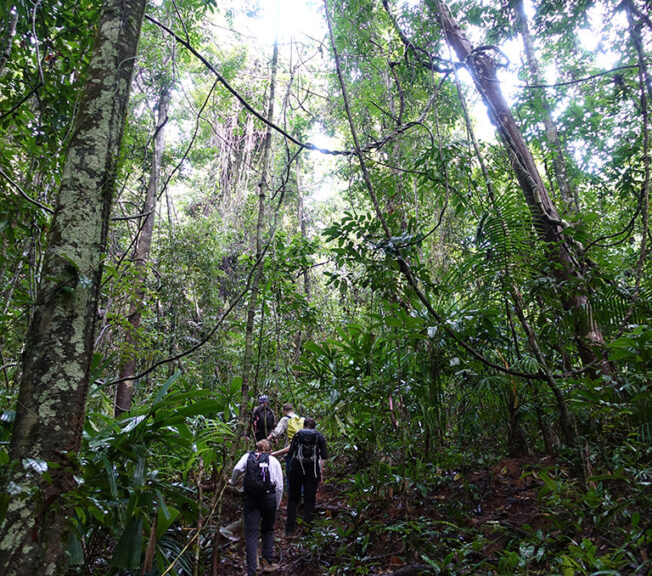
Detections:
[267, 416, 287, 441]
[318, 433, 328, 460]
[271, 444, 290, 458]
[270, 456, 284, 508]
[316, 433, 328, 478]
[229, 452, 249, 484]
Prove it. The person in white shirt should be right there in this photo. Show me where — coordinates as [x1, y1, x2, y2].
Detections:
[267, 403, 303, 491]
[230, 439, 283, 574]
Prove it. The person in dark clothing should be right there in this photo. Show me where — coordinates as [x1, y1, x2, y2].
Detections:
[230, 439, 283, 575]
[285, 417, 328, 536]
[252, 395, 275, 442]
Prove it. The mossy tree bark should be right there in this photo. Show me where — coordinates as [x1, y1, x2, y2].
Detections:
[0, 0, 146, 573]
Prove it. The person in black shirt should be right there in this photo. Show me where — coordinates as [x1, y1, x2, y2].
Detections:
[252, 395, 275, 442]
[285, 417, 328, 536]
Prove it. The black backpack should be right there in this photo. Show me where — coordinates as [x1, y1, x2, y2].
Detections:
[243, 452, 275, 496]
[293, 429, 319, 474]
[254, 406, 275, 437]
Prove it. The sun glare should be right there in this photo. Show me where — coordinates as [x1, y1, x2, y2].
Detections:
[236, 0, 326, 46]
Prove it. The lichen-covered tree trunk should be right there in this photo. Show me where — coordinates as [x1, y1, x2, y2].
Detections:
[115, 85, 170, 416]
[0, 0, 146, 573]
[436, 0, 614, 376]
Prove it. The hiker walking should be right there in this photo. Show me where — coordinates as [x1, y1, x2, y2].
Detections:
[230, 439, 283, 575]
[252, 395, 275, 442]
[267, 403, 304, 488]
[286, 417, 328, 536]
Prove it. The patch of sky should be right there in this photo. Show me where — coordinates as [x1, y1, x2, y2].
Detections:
[233, 0, 326, 46]
[306, 129, 343, 204]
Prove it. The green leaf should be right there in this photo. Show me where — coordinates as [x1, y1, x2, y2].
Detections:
[59, 252, 80, 271]
[303, 341, 328, 356]
[122, 414, 147, 433]
[134, 456, 145, 487]
[66, 532, 84, 566]
[102, 456, 119, 500]
[153, 371, 182, 407]
[156, 505, 179, 540]
[230, 376, 242, 395]
[111, 514, 143, 569]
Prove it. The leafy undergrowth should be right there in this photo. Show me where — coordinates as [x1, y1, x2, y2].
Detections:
[215, 455, 650, 576]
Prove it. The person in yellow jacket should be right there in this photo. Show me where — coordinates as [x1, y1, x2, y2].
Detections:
[267, 403, 303, 491]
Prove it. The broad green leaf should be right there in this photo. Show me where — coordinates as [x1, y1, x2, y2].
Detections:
[111, 514, 143, 569]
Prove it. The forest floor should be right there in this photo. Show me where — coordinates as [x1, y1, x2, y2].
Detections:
[214, 455, 556, 576]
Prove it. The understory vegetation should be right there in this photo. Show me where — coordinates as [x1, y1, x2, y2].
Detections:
[0, 0, 650, 574]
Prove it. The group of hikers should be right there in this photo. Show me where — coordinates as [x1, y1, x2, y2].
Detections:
[229, 397, 328, 575]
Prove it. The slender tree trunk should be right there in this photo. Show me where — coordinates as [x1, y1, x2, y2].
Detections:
[436, 0, 614, 377]
[447, 65, 576, 444]
[233, 33, 279, 444]
[0, 0, 146, 572]
[297, 160, 311, 302]
[293, 158, 312, 358]
[213, 32, 280, 576]
[115, 84, 170, 416]
[624, 0, 652, 104]
[436, 4, 577, 444]
[513, 0, 578, 213]
[0, 6, 17, 77]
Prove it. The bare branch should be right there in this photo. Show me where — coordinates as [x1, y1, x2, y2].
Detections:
[0, 167, 54, 214]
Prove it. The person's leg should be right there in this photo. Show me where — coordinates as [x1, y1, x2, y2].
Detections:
[302, 471, 319, 529]
[243, 496, 261, 576]
[260, 494, 277, 561]
[285, 454, 291, 493]
[286, 465, 302, 535]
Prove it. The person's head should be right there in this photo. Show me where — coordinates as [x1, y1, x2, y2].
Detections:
[303, 417, 316, 429]
[258, 395, 269, 405]
[282, 403, 293, 415]
[256, 439, 271, 453]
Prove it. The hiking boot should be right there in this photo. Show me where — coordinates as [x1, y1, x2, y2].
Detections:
[259, 558, 280, 572]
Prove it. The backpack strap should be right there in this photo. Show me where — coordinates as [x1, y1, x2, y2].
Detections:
[295, 429, 318, 475]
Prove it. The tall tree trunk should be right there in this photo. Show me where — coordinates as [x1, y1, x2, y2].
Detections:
[115, 84, 170, 416]
[234, 32, 279, 444]
[448, 59, 577, 444]
[435, 0, 614, 377]
[0, 0, 146, 572]
[297, 159, 311, 302]
[212, 30, 280, 576]
[292, 158, 312, 360]
[513, 0, 579, 213]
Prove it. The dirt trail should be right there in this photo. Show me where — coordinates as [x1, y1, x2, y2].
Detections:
[215, 457, 549, 575]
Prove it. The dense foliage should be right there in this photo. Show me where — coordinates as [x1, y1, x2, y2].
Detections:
[0, 0, 650, 574]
